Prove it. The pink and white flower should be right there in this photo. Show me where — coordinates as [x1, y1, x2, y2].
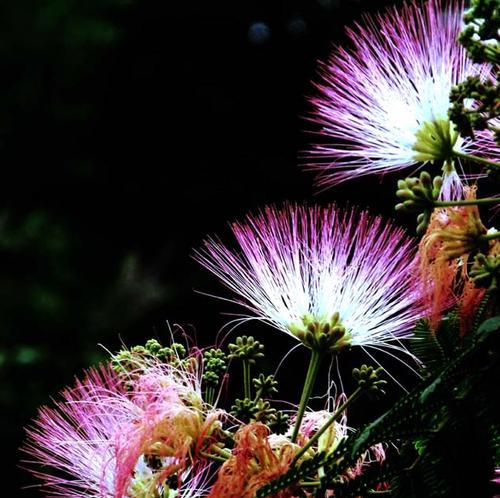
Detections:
[195, 204, 427, 357]
[23, 359, 223, 498]
[306, 0, 497, 194]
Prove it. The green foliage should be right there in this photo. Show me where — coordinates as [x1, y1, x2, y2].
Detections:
[255, 452, 326, 498]
[335, 314, 500, 497]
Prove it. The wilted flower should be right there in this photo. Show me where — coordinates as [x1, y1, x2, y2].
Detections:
[208, 422, 297, 498]
[419, 187, 492, 331]
[306, 0, 496, 194]
[195, 204, 427, 357]
[23, 358, 223, 498]
[422, 187, 487, 260]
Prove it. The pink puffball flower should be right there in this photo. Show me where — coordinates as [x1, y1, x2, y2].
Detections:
[23, 359, 223, 498]
[194, 204, 427, 358]
[299, 407, 385, 477]
[306, 0, 497, 195]
[297, 408, 349, 456]
[23, 366, 127, 498]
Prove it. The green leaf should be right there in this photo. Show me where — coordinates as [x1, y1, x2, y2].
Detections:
[477, 315, 500, 335]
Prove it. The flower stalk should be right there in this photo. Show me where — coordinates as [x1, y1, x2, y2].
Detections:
[434, 197, 500, 208]
[243, 359, 252, 399]
[293, 386, 362, 462]
[291, 349, 323, 443]
[481, 232, 500, 242]
[452, 149, 500, 169]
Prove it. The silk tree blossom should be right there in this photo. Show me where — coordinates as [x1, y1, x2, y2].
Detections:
[306, 0, 496, 195]
[194, 204, 428, 357]
[296, 407, 349, 455]
[23, 359, 224, 498]
[297, 401, 386, 478]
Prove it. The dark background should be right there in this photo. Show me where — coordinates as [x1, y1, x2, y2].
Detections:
[0, 1, 410, 495]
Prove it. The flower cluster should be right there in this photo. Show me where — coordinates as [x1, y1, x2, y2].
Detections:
[23, 350, 223, 498]
[22, 0, 500, 497]
[306, 0, 497, 197]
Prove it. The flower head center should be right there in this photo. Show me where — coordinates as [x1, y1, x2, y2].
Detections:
[288, 312, 352, 353]
[412, 118, 459, 163]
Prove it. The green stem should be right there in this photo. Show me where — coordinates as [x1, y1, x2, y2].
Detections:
[293, 386, 363, 463]
[243, 360, 251, 399]
[291, 349, 322, 443]
[206, 386, 214, 406]
[434, 197, 500, 208]
[481, 232, 500, 242]
[300, 481, 321, 487]
[452, 149, 500, 169]
[210, 445, 232, 459]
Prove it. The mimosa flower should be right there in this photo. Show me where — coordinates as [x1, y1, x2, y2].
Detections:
[297, 399, 385, 478]
[298, 409, 348, 455]
[23, 359, 224, 498]
[195, 204, 427, 357]
[306, 0, 496, 193]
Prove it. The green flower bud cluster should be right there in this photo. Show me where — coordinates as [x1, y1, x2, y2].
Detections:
[352, 365, 387, 396]
[289, 312, 351, 353]
[143, 339, 187, 362]
[268, 411, 290, 435]
[395, 171, 442, 234]
[228, 336, 265, 363]
[253, 373, 279, 398]
[230, 397, 259, 422]
[460, 0, 499, 65]
[111, 339, 189, 377]
[450, 0, 500, 147]
[470, 251, 500, 289]
[449, 75, 499, 142]
[230, 397, 278, 425]
[253, 399, 277, 424]
[202, 348, 227, 387]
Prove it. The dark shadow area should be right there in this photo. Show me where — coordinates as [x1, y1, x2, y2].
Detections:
[0, 1, 409, 496]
